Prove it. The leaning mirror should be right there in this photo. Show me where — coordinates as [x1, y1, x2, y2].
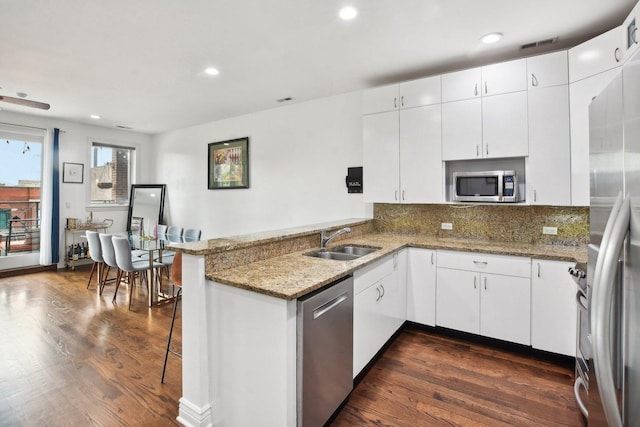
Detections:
[126, 184, 166, 233]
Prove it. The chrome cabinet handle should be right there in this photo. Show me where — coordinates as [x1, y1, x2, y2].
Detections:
[484, 82, 488, 94]
[402, 190, 405, 201]
[380, 284, 385, 298]
[537, 262, 541, 277]
[473, 276, 477, 289]
[484, 277, 487, 290]
[394, 97, 397, 108]
[476, 144, 479, 157]
[394, 190, 398, 201]
[474, 83, 478, 96]
[473, 261, 488, 266]
[401, 96, 404, 107]
[430, 252, 434, 265]
[614, 47, 622, 63]
[531, 73, 539, 87]
[375, 287, 381, 302]
[632, 27, 638, 45]
[486, 144, 488, 156]
[534, 189, 537, 202]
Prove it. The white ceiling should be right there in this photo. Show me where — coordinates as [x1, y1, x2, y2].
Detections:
[0, 0, 636, 134]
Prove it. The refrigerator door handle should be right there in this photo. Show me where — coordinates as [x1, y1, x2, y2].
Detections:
[593, 191, 624, 292]
[592, 194, 630, 427]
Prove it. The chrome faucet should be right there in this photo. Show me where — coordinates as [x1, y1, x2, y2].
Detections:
[320, 227, 352, 248]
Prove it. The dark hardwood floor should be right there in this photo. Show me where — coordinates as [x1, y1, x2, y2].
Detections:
[0, 266, 583, 426]
[332, 329, 584, 427]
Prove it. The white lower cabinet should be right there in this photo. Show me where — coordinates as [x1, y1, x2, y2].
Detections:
[406, 248, 437, 326]
[436, 251, 531, 345]
[531, 259, 577, 356]
[353, 251, 407, 378]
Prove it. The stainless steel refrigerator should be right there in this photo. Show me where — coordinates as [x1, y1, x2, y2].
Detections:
[588, 48, 640, 426]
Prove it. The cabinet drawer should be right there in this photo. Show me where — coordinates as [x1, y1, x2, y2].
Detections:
[436, 250, 531, 278]
[354, 254, 394, 295]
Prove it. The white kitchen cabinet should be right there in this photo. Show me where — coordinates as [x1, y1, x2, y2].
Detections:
[569, 26, 624, 83]
[363, 84, 443, 203]
[442, 59, 528, 161]
[399, 75, 441, 109]
[527, 85, 571, 205]
[363, 111, 400, 203]
[399, 105, 442, 203]
[436, 251, 531, 345]
[353, 252, 407, 378]
[623, 1, 640, 62]
[569, 68, 622, 206]
[442, 67, 482, 102]
[362, 83, 399, 115]
[531, 259, 577, 356]
[481, 58, 528, 96]
[527, 51, 569, 89]
[482, 91, 529, 158]
[406, 248, 437, 326]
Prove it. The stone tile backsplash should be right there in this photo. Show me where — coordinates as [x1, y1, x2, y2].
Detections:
[374, 203, 589, 246]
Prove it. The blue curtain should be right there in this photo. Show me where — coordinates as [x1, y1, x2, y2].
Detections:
[51, 128, 60, 263]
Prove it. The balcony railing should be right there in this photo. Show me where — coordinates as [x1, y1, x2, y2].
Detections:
[0, 201, 41, 256]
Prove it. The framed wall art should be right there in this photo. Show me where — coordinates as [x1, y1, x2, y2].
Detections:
[208, 137, 250, 189]
[62, 162, 84, 184]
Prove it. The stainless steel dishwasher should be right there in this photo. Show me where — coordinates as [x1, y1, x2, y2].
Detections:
[297, 275, 353, 427]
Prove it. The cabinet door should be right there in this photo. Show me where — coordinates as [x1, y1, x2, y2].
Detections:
[362, 84, 399, 115]
[383, 252, 407, 335]
[527, 85, 571, 205]
[480, 273, 531, 345]
[569, 68, 621, 206]
[568, 26, 624, 83]
[481, 58, 527, 96]
[527, 51, 569, 89]
[399, 104, 442, 203]
[441, 67, 482, 102]
[441, 98, 482, 160]
[436, 268, 479, 334]
[531, 260, 577, 356]
[406, 249, 436, 326]
[363, 111, 400, 203]
[482, 91, 529, 158]
[399, 75, 441, 109]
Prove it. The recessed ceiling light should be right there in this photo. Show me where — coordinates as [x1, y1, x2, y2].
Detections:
[204, 67, 220, 76]
[339, 6, 358, 20]
[90, 114, 101, 119]
[481, 32, 503, 44]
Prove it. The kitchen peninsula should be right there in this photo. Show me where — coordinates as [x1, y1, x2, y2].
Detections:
[168, 213, 587, 427]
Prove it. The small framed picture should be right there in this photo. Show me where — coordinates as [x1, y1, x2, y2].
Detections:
[208, 137, 249, 189]
[63, 162, 84, 184]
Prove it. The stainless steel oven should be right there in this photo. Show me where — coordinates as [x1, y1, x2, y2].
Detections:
[569, 263, 589, 419]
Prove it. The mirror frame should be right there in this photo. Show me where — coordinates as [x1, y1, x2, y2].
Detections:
[126, 184, 167, 232]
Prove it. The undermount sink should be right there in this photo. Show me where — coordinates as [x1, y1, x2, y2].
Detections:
[304, 245, 381, 261]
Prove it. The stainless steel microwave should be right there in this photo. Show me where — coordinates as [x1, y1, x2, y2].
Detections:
[453, 170, 519, 203]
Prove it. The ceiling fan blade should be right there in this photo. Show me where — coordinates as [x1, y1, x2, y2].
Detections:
[0, 95, 50, 110]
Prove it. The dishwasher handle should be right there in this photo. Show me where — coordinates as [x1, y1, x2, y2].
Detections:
[313, 293, 349, 320]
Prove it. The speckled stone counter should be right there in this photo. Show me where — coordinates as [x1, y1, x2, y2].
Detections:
[169, 209, 588, 301]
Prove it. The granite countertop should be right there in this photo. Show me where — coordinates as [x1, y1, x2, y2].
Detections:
[205, 232, 587, 301]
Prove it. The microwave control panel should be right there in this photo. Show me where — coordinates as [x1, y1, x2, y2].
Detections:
[504, 176, 515, 197]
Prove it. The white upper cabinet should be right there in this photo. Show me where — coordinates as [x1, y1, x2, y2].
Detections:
[363, 112, 400, 203]
[527, 51, 569, 89]
[623, 1, 640, 62]
[481, 58, 528, 96]
[362, 84, 399, 115]
[569, 26, 624, 83]
[399, 75, 441, 109]
[482, 91, 529, 158]
[441, 68, 482, 102]
[441, 98, 482, 160]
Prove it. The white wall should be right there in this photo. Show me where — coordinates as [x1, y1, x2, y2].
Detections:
[0, 110, 152, 266]
[151, 91, 371, 238]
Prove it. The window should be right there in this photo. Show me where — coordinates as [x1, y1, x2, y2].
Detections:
[90, 142, 135, 205]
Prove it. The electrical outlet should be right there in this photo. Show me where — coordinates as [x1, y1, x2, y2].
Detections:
[441, 222, 453, 230]
[543, 226, 558, 235]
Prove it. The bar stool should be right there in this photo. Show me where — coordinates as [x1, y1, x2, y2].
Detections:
[161, 251, 182, 383]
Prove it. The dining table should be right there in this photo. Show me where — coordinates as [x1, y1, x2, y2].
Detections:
[127, 233, 198, 307]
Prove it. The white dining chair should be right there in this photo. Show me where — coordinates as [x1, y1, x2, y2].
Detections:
[112, 236, 164, 310]
[85, 230, 104, 290]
